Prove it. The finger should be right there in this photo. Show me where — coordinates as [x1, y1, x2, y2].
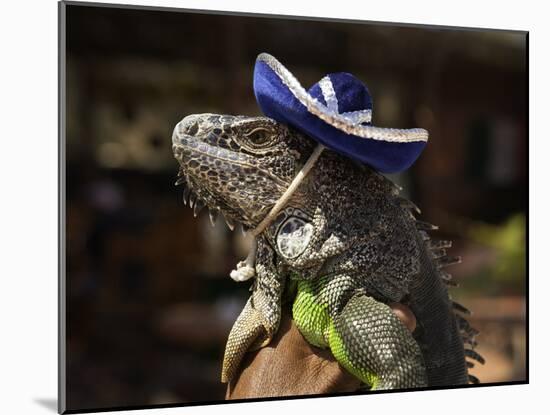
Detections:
[389, 302, 417, 333]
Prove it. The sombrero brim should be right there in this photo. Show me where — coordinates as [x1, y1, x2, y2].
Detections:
[253, 53, 428, 173]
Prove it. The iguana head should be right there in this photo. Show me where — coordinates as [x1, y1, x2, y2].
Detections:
[172, 113, 315, 229]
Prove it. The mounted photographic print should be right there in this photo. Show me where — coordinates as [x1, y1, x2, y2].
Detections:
[59, 1, 528, 413]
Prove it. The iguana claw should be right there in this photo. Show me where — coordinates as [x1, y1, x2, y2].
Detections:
[230, 262, 255, 282]
[229, 238, 258, 282]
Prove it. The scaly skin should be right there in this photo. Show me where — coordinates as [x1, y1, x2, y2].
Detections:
[171, 113, 484, 390]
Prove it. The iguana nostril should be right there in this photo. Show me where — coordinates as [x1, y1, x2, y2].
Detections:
[178, 115, 201, 137]
[186, 120, 199, 136]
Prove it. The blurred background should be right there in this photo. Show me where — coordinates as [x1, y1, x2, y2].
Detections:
[64, 3, 527, 411]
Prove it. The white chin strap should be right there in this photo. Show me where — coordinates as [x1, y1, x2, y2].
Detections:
[229, 143, 325, 282]
[251, 143, 325, 237]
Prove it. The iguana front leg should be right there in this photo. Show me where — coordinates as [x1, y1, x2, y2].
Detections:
[221, 237, 285, 383]
[328, 293, 427, 390]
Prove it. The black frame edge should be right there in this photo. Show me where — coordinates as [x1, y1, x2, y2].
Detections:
[59, 1, 67, 414]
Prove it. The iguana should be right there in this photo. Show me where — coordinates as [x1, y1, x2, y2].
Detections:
[171, 113, 484, 391]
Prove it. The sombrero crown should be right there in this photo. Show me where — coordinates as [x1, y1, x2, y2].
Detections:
[253, 53, 428, 173]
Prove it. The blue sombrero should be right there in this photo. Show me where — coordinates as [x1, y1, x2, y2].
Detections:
[253, 53, 428, 173]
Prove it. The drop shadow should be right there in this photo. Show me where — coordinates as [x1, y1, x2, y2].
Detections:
[34, 398, 57, 412]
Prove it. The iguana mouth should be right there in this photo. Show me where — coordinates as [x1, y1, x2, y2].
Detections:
[173, 166, 239, 230]
[172, 121, 239, 230]
[172, 153, 245, 232]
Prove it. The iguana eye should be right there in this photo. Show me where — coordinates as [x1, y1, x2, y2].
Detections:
[245, 128, 271, 146]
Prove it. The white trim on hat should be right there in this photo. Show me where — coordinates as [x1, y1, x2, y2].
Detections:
[257, 53, 428, 144]
[318, 75, 340, 113]
[318, 76, 373, 125]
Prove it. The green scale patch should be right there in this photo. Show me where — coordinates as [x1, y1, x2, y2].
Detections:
[292, 279, 378, 388]
[292, 280, 331, 348]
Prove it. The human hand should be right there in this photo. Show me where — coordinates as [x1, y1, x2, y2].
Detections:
[226, 302, 416, 399]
